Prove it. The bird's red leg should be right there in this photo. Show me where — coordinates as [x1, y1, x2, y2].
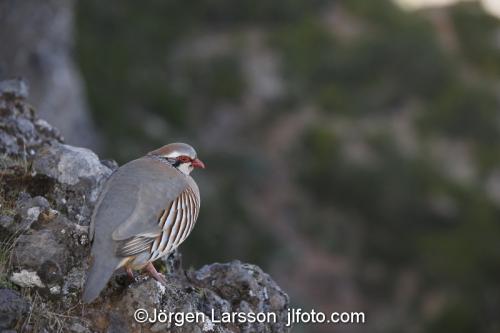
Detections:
[145, 262, 168, 285]
[126, 267, 135, 280]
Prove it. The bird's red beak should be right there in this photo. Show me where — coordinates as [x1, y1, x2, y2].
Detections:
[191, 158, 205, 169]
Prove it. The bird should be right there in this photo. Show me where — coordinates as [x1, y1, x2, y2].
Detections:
[82, 143, 205, 303]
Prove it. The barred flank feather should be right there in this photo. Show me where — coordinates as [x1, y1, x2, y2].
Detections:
[149, 187, 199, 262]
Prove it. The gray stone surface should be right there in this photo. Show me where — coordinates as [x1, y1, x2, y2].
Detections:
[31, 143, 112, 222]
[0, 79, 29, 99]
[0, 215, 14, 232]
[0, 78, 63, 159]
[0, 288, 29, 329]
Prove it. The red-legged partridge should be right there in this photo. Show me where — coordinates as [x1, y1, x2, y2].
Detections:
[82, 143, 204, 303]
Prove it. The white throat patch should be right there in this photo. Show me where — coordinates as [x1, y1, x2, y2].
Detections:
[177, 162, 193, 176]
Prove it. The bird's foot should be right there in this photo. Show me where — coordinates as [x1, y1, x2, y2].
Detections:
[145, 262, 168, 286]
[155, 273, 168, 286]
[145, 262, 189, 291]
[126, 267, 136, 281]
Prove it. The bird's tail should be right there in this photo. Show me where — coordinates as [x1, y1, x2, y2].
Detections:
[82, 255, 121, 303]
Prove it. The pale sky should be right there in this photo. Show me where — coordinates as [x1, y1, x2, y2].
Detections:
[394, 0, 500, 18]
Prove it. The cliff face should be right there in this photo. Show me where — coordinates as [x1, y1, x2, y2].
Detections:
[0, 0, 99, 149]
[0, 79, 290, 333]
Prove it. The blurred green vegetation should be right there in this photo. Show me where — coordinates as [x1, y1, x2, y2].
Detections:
[451, 3, 500, 76]
[76, 0, 500, 332]
[273, 2, 454, 115]
[76, 0, 327, 160]
[418, 83, 500, 143]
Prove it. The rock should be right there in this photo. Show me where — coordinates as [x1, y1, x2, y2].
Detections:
[101, 259, 290, 333]
[62, 267, 86, 296]
[32, 142, 112, 222]
[0, 79, 29, 99]
[0, 288, 29, 329]
[10, 270, 45, 288]
[12, 229, 67, 274]
[193, 261, 290, 333]
[106, 312, 130, 333]
[0, 215, 14, 231]
[50, 285, 61, 295]
[0, 80, 63, 159]
[11, 211, 90, 294]
[69, 321, 91, 333]
[33, 144, 110, 188]
[13, 194, 51, 231]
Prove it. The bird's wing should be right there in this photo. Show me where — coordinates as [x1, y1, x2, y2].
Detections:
[91, 157, 190, 258]
[115, 176, 200, 258]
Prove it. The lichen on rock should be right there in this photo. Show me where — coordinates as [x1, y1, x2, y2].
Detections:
[0, 80, 291, 332]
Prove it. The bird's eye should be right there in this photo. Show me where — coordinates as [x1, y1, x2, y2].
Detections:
[177, 156, 191, 163]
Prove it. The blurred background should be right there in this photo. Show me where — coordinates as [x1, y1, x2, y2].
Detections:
[2, 0, 500, 332]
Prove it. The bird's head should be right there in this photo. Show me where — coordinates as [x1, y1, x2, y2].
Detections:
[148, 143, 205, 175]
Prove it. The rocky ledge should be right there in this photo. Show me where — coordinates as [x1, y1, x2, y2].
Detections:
[0, 79, 290, 333]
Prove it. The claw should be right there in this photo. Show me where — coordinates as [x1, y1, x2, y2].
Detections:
[145, 262, 168, 285]
[126, 267, 135, 280]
